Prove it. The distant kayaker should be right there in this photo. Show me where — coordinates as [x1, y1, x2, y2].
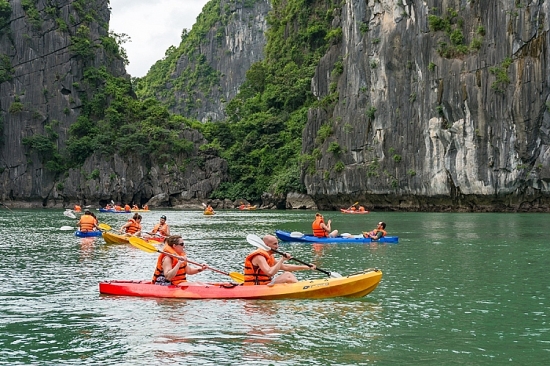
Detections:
[363, 222, 387, 240]
[152, 235, 207, 286]
[205, 205, 215, 214]
[120, 213, 142, 237]
[74, 205, 82, 212]
[77, 210, 98, 232]
[243, 235, 315, 286]
[312, 213, 338, 238]
[146, 215, 170, 238]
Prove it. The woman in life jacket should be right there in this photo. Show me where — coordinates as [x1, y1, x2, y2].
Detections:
[363, 222, 387, 240]
[152, 235, 207, 286]
[120, 213, 142, 236]
[243, 235, 315, 286]
[312, 213, 339, 238]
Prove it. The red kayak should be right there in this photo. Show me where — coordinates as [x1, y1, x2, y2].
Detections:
[340, 209, 369, 214]
[99, 269, 382, 300]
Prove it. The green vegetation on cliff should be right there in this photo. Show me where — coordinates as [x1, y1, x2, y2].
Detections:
[138, 0, 342, 200]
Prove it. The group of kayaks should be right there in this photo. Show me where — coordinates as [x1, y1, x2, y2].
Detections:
[89, 206, 392, 301]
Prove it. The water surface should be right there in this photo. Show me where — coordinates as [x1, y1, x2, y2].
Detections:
[0, 209, 548, 364]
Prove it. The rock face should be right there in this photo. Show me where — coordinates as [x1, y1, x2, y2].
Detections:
[161, 0, 271, 122]
[304, 0, 550, 211]
[0, 0, 227, 207]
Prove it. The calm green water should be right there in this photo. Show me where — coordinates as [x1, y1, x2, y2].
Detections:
[0, 209, 548, 365]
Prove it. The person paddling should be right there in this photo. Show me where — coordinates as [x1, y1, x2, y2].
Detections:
[152, 235, 207, 286]
[243, 235, 315, 286]
[146, 215, 170, 239]
[120, 213, 142, 237]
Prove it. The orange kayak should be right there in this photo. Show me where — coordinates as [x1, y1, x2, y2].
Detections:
[99, 269, 382, 300]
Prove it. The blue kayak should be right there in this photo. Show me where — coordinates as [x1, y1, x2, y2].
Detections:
[275, 230, 399, 244]
[75, 230, 103, 237]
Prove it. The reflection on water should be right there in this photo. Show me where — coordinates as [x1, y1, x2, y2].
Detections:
[0, 209, 549, 364]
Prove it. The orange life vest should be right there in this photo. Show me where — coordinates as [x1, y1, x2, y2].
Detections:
[124, 204, 131, 212]
[79, 214, 96, 232]
[152, 223, 169, 236]
[358, 206, 365, 212]
[74, 205, 81, 212]
[152, 245, 187, 285]
[243, 249, 275, 286]
[312, 217, 327, 237]
[368, 229, 387, 238]
[124, 219, 141, 234]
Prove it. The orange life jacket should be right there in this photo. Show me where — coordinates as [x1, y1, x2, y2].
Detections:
[115, 205, 122, 211]
[358, 206, 365, 212]
[312, 217, 327, 237]
[152, 223, 169, 236]
[79, 214, 96, 232]
[368, 229, 387, 238]
[74, 205, 81, 212]
[124, 204, 131, 212]
[152, 245, 187, 285]
[124, 219, 141, 234]
[243, 249, 275, 286]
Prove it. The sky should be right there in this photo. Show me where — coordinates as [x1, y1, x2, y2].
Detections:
[109, 0, 210, 77]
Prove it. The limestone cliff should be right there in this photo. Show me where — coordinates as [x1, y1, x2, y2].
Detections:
[0, 0, 227, 207]
[144, 0, 271, 122]
[304, 0, 550, 211]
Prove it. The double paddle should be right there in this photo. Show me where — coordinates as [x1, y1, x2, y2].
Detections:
[246, 234, 342, 278]
[60, 222, 112, 231]
[128, 237, 244, 283]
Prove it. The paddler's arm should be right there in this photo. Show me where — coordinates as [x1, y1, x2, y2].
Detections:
[163, 256, 186, 281]
[281, 263, 316, 271]
[252, 254, 288, 277]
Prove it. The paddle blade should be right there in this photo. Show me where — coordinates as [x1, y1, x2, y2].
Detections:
[60, 226, 75, 231]
[330, 272, 343, 278]
[290, 231, 304, 238]
[129, 237, 158, 254]
[63, 210, 77, 219]
[98, 223, 111, 231]
[246, 234, 269, 250]
[229, 272, 244, 283]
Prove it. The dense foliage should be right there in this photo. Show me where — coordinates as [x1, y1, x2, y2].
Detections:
[22, 0, 198, 175]
[138, 0, 341, 200]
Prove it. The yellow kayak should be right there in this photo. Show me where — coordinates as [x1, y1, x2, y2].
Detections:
[102, 232, 163, 245]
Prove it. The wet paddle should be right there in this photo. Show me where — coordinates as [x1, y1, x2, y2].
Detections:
[128, 237, 244, 283]
[345, 201, 359, 211]
[246, 234, 342, 278]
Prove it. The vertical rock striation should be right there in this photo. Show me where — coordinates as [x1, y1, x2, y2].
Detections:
[304, 0, 550, 211]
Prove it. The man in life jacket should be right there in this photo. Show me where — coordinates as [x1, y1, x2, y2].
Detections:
[146, 215, 170, 239]
[77, 210, 98, 232]
[243, 235, 316, 286]
[74, 205, 82, 212]
[120, 213, 142, 236]
[312, 213, 339, 237]
[363, 222, 387, 240]
[152, 235, 207, 286]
